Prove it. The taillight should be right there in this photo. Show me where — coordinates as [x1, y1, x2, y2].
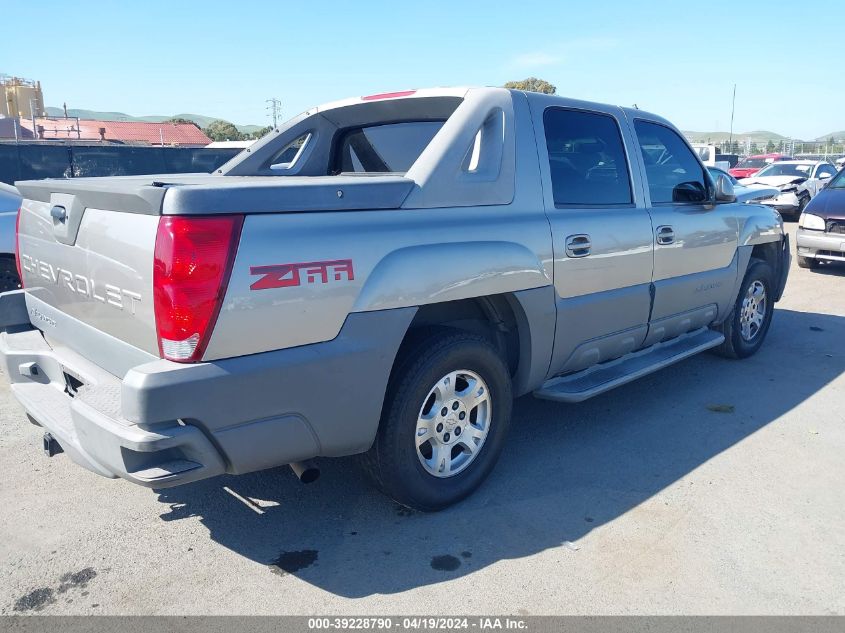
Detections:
[153, 215, 243, 362]
[14, 207, 23, 288]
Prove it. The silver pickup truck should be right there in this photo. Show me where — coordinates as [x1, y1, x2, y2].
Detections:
[0, 87, 789, 511]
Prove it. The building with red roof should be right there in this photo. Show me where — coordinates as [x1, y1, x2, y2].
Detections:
[20, 117, 211, 146]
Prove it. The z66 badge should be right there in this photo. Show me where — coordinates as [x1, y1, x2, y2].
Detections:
[249, 259, 354, 291]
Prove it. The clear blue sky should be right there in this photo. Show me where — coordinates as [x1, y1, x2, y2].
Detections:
[2, 0, 843, 139]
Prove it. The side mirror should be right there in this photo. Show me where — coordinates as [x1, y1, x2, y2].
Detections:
[672, 181, 708, 203]
[714, 174, 737, 203]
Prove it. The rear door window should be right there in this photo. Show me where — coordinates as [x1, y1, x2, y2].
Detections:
[334, 121, 444, 174]
[634, 120, 708, 204]
[543, 108, 633, 206]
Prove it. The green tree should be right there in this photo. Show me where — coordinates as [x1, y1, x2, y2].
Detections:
[503, 77, 557, 94]
[203, 120, 243, 142]
[749, 142, 760, 154]
[246, 125, 273, 140]
[165, 117, 199, 128]
[765, 140, 776, 153]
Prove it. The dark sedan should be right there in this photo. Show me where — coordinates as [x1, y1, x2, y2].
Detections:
[795, 168, 845, 269]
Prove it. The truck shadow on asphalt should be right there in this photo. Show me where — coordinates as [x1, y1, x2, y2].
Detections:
[807, 260, 845, 276]
[155, 307, 845, 597]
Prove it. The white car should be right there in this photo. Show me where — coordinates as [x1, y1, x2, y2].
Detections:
[739, 160, 838, 217]
[707, 167, 779, 204]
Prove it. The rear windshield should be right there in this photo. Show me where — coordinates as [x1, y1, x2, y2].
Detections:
[334, 121, 444, 174]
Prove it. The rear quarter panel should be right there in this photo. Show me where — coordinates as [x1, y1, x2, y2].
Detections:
[204, 204, 553, 359]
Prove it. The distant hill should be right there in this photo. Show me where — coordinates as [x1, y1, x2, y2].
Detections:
[683, 130, 789, 143]
[816, 131, 845, 142]
[44, 107, 261, 134]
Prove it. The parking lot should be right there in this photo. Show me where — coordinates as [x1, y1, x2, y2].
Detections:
[0, 222, 843, 616]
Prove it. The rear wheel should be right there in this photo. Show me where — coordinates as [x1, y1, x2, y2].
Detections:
[713, 259, 775, 359]
[362, 329, 512, 511]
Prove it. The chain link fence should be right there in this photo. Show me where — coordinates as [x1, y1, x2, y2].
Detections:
[686, 136, 845, 162]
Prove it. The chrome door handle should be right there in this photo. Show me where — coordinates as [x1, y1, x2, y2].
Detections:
[656, 225, 674, 245]
[565, 234, 592, 258]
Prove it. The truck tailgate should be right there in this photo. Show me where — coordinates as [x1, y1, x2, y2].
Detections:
[18, 195, 160, 358]
[15, 173, 415, 369]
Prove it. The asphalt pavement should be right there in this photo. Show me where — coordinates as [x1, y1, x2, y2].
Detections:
[1, 223, 843, 615]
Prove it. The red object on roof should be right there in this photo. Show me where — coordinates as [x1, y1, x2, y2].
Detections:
[21, 117, 211, 146]
[361, 90, 417, 101]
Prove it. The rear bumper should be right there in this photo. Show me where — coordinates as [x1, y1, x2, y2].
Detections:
[0, 290, 413, 488]
[0, 322, 225, 486]
[796, 228, 845, 261]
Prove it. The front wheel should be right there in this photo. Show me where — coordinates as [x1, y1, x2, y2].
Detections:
[797, 254, 819, 270]
[797, 192, 811, 215]
[713, 259, 775, 359]
[362, 329, 513, 511]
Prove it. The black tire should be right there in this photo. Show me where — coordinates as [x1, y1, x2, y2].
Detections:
[0, 257, 20, 293]
[797, 255, 819, 270]
[361, 328, 513, 511]
[713, 259, 775, 359]
[797, 192, 811, 215]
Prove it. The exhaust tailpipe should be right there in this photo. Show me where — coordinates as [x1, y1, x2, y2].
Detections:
[290, 460, 320, 484]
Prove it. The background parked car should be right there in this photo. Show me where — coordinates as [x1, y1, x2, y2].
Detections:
[707, 166, 779, 203]
[739, 160, 838, 218]
[0, 182, 21, 292]
[796, 167, 845, 269]
[729, 153, 793, 179]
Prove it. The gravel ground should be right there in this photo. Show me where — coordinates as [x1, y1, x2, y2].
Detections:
[1, 223, 843, 615]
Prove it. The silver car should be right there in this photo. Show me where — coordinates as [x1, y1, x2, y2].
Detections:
[740, 160, 838, 217]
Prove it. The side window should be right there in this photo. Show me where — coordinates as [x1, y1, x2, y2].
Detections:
[634, 120, 708, 204]
[817, 164, 837, 179]
[543, 108, 633, 206]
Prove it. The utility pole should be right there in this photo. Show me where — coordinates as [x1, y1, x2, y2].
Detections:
[728, 84, 736, 150]
[266, 98, 281, 129]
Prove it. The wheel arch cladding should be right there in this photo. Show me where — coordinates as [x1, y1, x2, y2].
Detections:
[737, 209, 784, 247]
[399, 287, 555, 397]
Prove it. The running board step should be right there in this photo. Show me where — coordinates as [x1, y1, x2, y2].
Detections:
[533, 328, 725, 403]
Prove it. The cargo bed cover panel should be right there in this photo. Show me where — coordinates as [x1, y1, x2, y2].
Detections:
[16, 173, 415, 215]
